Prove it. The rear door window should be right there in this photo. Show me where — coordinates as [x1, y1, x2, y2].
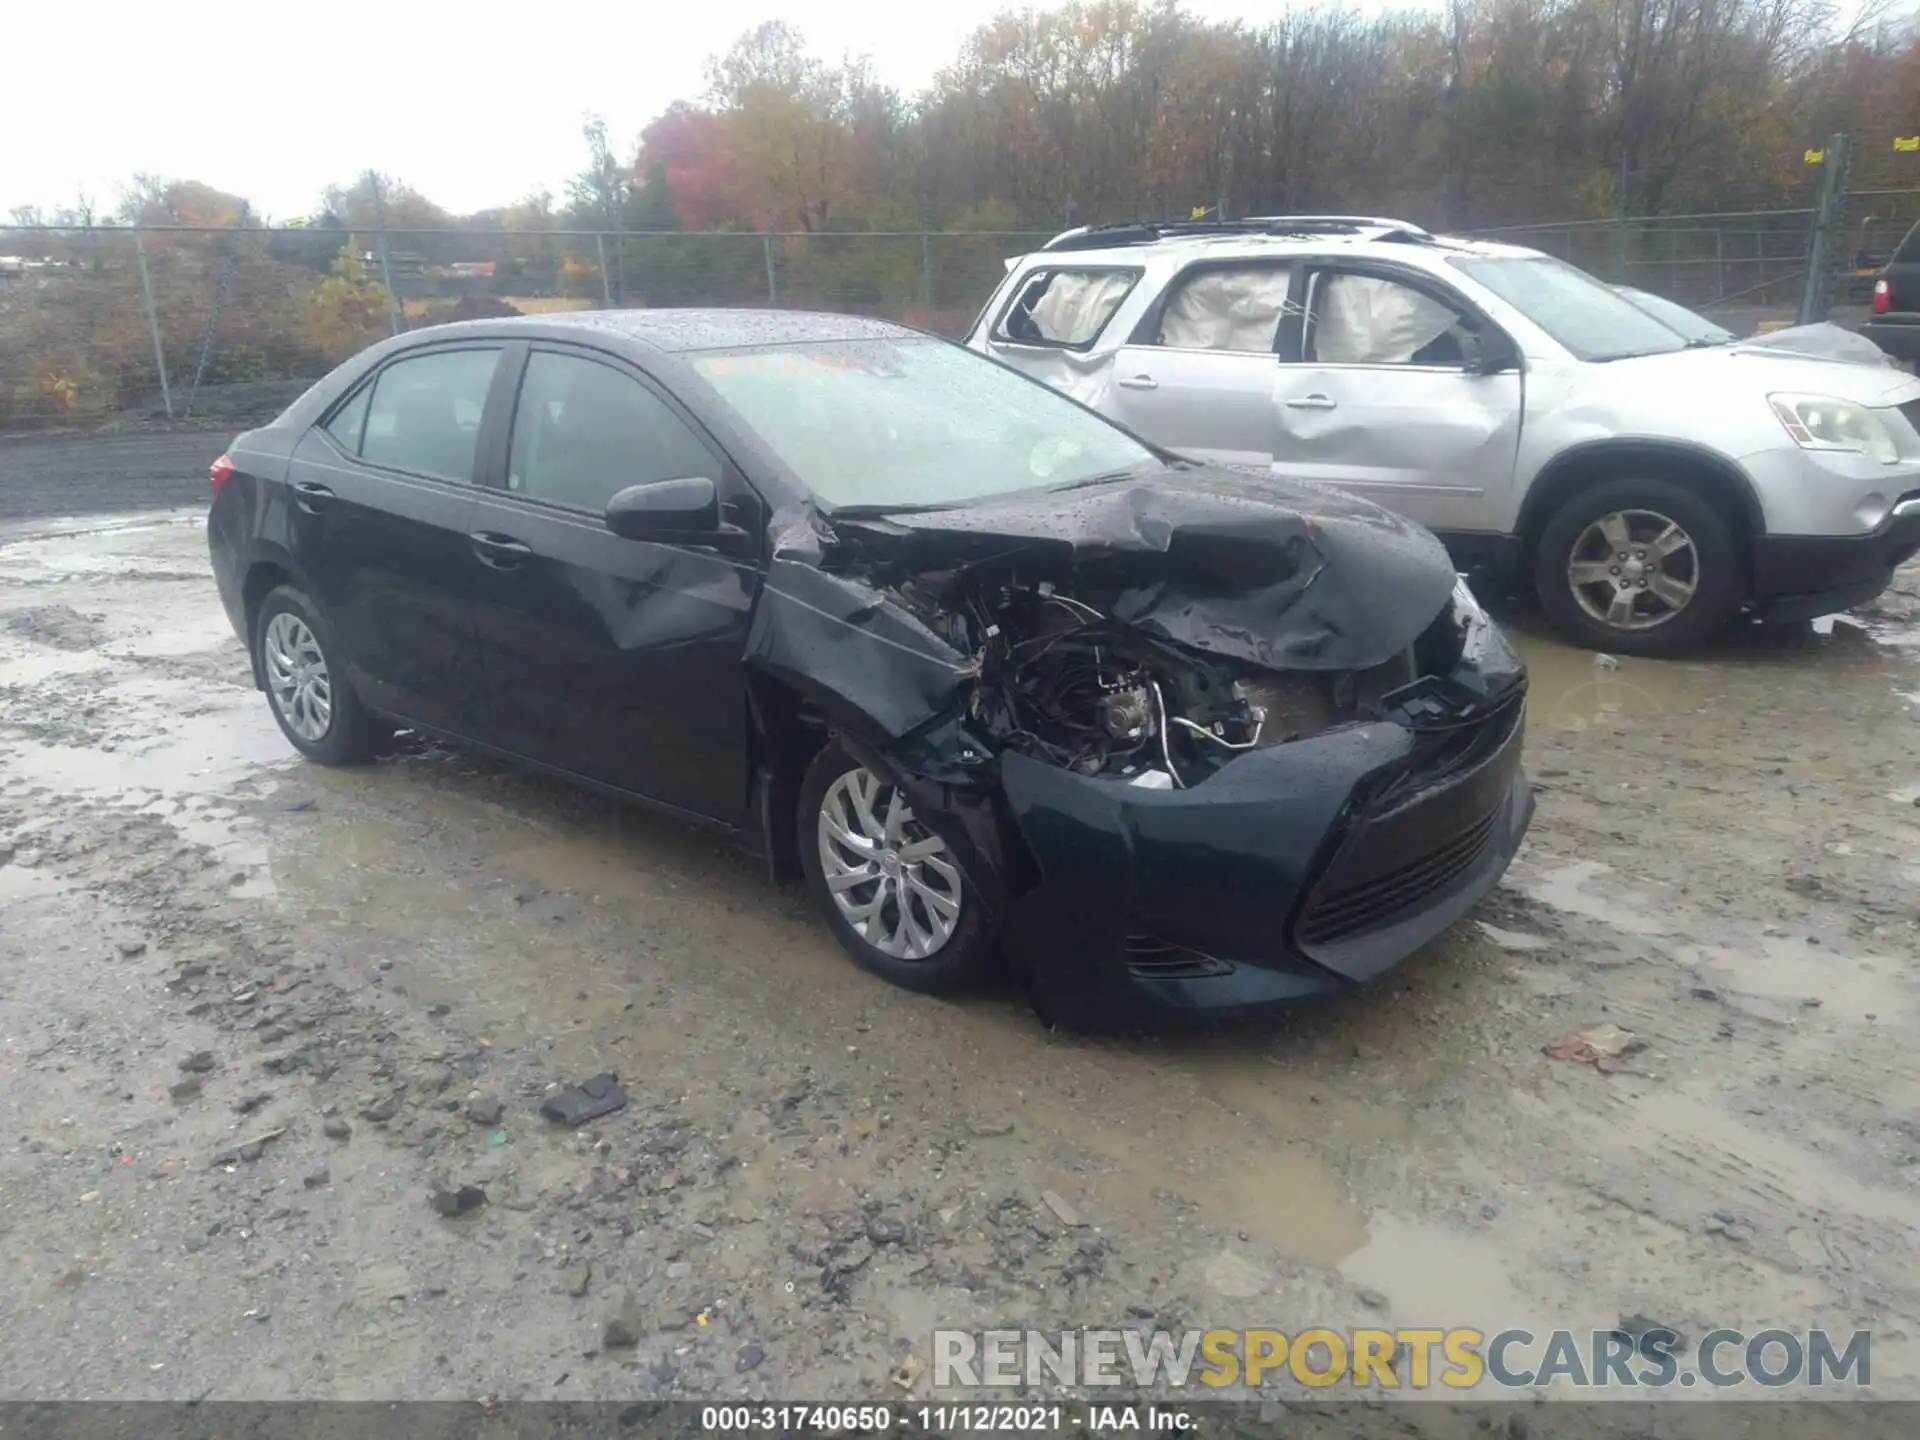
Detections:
[993, 268, 1138, 349]
[356, 347, 503, 482]
[1149, 265, 1293, 352]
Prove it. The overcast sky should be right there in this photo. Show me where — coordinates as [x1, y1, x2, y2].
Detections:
[3, 0, 1442, 222]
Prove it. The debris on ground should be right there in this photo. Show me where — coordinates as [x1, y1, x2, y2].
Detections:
[176, 1050, 216, 1074]
[1543, 1023, 1643, 1072]
[602, 1294, 643, 1349]
[539, 1073, 628, 1128]
[1041, 1189, 1086, 1227]
[1614, 1313, 1688, 1355]
[465, 1092, 506, 1126]
[428, 1182, 487, 1217]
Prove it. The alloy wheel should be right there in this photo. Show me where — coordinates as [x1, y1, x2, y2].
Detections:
[263, 611, 334, 743]
[1566, 508, 1700, 632]
[816, 767, 963, 960]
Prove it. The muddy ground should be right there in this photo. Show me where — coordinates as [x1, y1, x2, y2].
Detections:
[1, 490, 1918, 1421]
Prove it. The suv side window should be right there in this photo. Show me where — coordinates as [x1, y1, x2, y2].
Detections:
[1302, 271, 1473, 367]
[1150, 265, 1293, 352]
[355, 347, 502, 481]
[507, 351, 719, 515]
[994, 268, 1137, 349]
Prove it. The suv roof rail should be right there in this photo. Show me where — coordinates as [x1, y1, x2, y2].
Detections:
[1039, 215, 1432, 252]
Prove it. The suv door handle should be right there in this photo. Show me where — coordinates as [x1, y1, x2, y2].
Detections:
[1116, 374, 1158, 390]
[470, 531, 532, 569]
[1284, 394, 1338, 411]
[292, 481, 335, 513]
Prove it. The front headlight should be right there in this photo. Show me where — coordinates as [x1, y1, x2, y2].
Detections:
[1767, 392, 1899, 464]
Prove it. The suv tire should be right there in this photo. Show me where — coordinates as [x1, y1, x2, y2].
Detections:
[1533, 477, 1742, 657]
[798, 740, 995, 996]
[255, 585, 388, 765]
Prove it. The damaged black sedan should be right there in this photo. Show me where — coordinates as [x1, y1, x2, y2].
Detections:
[207, 310, 1533, 1030]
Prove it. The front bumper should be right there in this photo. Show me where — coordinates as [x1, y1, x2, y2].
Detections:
[1750, 495, 1920, 622]
[997, 689, 1533, 1031]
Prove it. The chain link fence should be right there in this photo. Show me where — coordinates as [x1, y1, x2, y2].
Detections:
[2, 197, 1915, 434]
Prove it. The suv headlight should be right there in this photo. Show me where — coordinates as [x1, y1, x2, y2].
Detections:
[1767, 392, 1898, 464]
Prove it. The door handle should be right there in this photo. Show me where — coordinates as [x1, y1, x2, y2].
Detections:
[1116, 374, 1158, 390]
[1284, 394, 1338, 411]
[470, 531, 532, 569]
[292, 480, 335, 513]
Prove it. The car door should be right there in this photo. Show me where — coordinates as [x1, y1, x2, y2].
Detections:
[465, 344, 762, 823]
[1102, 261, 1295, 468]
[1271, 263, 1524, 533]
[285, 343, 504, 736]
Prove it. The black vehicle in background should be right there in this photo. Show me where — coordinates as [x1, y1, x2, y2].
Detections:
[1865, 220, 1920, 369]
[205, 310, 1532, 1031]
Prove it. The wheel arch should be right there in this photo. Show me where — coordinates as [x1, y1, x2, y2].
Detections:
[238, 547, 311, 690]
[1517, 440, 1766, 589]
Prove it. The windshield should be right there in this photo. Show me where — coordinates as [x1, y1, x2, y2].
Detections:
[1449, 255, 1690, 361]
[690, 337, 1161, 510]
[1612, 286, 1734, 345]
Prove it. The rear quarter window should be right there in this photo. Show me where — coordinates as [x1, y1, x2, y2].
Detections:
[993, 267, 1139, 350]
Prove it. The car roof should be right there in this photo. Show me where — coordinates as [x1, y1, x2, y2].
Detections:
[1014, 229, 1540, 268]
[402, 308, 921, 354]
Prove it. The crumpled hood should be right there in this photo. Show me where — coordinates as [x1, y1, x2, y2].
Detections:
[832, 465, 1459, 674]
[1732, 322, 1895, 368]
[743, 467, 1461, 742]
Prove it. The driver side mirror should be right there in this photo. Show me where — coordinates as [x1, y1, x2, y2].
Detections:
[605, 477, 720, 539]
[1461, 329, 1520, 376]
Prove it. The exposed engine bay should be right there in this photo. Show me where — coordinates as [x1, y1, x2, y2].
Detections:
[884, 568, 1454, 789]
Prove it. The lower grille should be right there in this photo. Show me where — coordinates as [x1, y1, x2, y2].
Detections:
[1124, 933, 1235, 981]
[1295, 805, 1501, 947]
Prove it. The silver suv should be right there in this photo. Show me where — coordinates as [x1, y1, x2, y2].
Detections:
[966, 216, 1920, 655]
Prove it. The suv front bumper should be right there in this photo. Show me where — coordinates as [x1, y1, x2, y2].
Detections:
[1750, 495, 1920, 622]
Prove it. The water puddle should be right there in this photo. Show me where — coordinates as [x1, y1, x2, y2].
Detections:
[1338, 1213, 1533, 1330]
[1518, 859, 1669, 936]
[1672, 936, 1907, 1022]
[1510, 634, 1727, 733]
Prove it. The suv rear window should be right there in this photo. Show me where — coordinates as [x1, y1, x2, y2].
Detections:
[993, 268, 1138, 349]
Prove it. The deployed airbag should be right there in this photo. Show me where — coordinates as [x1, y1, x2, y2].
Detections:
[1157, 268, 1293, 352]
[1314, 274, 1456, 364]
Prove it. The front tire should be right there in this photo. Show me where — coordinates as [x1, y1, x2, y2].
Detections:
[1533, 477, 1742, 657]
[797, 740, 995, 996]
[254, 585, 385, 765]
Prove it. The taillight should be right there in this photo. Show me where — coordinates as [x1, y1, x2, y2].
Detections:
[210, 454, 234, 495]
[1871, 279, 1891, 316]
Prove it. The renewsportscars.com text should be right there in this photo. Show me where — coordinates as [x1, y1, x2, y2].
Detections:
[932, 1327, 1873, 1391]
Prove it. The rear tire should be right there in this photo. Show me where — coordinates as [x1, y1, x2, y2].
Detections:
[1533, 477, 1742, 657]
[254, 585, 386, 765]
[797, 740, 995, 996]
